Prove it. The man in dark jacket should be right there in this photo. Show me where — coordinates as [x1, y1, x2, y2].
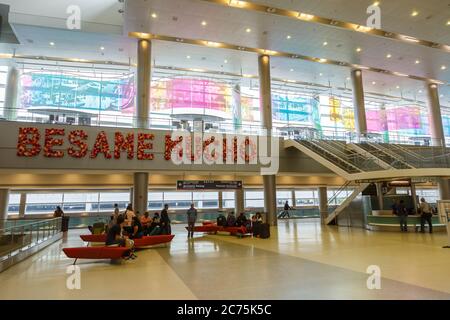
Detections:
[396, 200, 408, 232]
[160, 204, 171, 235]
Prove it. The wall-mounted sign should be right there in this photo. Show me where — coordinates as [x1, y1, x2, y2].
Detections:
[177, 180, 242, 190]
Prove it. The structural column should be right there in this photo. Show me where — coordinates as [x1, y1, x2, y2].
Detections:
[4, 66, 19, 121]
[0, 189, 10, 232]
[218, 191, 223, 210]
[438, 178, 450, 201]
[318, 187, 328, 224]
[375, 182, 384, 210]
[133, 173, 148, 215]
[427, 83, 445, 147]
[235, 188, 244, 214]
[410, 183, 418, 214]
[19, 192, 27, 218]
[259, 54, 277, 226]
[351, 69, 367, 136]
[136, 39, 152, 129]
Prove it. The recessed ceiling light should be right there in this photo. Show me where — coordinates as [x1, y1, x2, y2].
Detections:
[186, 55, 191, 59]
[49, 42, 55, 46]
[373, 1, 380, 6]
[372, 81, 376, 85]
[346, 77, 351, 81]
[286, 35, 291, 39]
[415, 60, 420, 64]
[386, 53, 392, 58]
[100, 46, 105, 51]
[290, 68, 294, 72]
[447, 20, 450, 26]
[224, 59, 228, 63]
[396, 85, 400, 89]
[201, 21, 207, 26]
[319, 73, 323, 76]
[245, 28, 251, 33]
[440, 94, 444, 98]
[151, 12, 158, 18]
[441, 65, 447, 70]
[356, 47, 362, 52]
[411, 11, 419, 17]
[323, 41, 328, 46]
[419, 90, 423, 93]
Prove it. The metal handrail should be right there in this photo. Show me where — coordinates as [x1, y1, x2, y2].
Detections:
[327, 181, 351, 205]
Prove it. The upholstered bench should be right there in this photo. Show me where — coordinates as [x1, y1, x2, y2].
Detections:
[80, 234, 175, 248]
[62, 246, 130, 265]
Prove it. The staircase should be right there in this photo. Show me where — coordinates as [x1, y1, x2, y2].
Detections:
[285, 138, 450, 180]
[325, 182, 370, 225]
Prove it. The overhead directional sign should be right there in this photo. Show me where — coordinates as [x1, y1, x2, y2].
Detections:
[177, 180, 242, 190]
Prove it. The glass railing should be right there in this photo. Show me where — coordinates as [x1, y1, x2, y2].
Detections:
[277, 208, 320, 219]
[0, 218, 61, 262]
[2, 107, 449, 147]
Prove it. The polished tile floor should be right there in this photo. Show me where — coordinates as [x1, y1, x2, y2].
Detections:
[0, 219, 449, 300]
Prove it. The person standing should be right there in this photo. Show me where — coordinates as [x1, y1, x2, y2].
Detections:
[397, 200, 408, 232]
[123, 204, 135, 234]
[113, 203, 120, 224]
[161, 204, 171, 235]
[53, 206, 64, 218]
[186, 203, 198, 238]
[419, 197, 433, 234]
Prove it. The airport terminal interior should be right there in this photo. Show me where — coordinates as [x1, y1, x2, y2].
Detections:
[0, 0, 449, 300]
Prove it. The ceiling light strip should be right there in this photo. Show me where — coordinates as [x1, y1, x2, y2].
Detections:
[200, 0, 450, 52]
[128, 32, 449, 86]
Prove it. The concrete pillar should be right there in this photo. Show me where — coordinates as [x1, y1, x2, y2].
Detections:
[438, 178, 450, 200]
[318, 187, 328, 224]
[427, 83, 445, 147]
[291, 190, 296, 208]
[234, 188, 244, 214]
[410, 183, 418, 214]
[136, 39, 151, 129]
[0, 189, 10, 232]
[133, 173, 148, 216]
[19, 192, 26, 218]
[218, 191, 223, 210]
[351, 69, 367, 136]
[0, 189, 9, 220]
[259, 54, 277, 226]
[376, 183, 384, 210]
[4, 66, 19, 121]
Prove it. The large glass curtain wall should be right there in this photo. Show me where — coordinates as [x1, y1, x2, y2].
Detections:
[7, 187, 440, 216]
[4, 62, 449, 144]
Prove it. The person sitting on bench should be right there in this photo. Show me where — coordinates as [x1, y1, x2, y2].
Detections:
[140, 212, 152, 234]
[226, 212, 236, 227]
[130, 216, 144, 239]
[236, 212, 248, 227]
[105, 215, 136, 259]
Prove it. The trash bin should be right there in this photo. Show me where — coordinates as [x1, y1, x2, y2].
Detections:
[61, 216, 70, 232]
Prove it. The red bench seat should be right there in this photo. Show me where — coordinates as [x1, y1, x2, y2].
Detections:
[187, 224, 247, 235]
[80, 234, 175, 248]
[63, 247, 130, 264]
